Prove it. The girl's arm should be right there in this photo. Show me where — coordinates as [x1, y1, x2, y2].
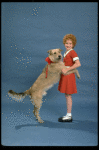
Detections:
[62, 60, 81, 75]
[68, 60, 81, 70]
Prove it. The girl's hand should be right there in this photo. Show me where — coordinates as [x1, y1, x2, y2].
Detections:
[61, 68, 69, 75]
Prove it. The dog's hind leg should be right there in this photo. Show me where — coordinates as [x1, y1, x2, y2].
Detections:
[31, 92, 44, 123]
[33, 105, 44, 123]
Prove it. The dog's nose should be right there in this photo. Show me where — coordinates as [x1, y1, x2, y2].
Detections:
[58, 55, 61, 59]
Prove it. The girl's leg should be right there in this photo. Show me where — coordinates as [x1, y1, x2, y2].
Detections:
[65, 94, 72, 113]
[58, 94, 73, 122]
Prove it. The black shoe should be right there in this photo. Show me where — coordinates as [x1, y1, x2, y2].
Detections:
[58, 116, 73, 122]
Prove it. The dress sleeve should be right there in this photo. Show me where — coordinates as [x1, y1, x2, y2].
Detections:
[70, 50, 79, 62]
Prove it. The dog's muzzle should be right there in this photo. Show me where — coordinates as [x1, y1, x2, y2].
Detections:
[58, 55, 62, 60]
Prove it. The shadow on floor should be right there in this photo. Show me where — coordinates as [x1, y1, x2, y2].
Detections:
[15, 119, 97, 135]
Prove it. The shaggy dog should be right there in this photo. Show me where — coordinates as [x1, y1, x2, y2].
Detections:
[8, 48, 80, 123]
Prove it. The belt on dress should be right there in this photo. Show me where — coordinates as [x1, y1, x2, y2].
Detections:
[65, 66, 70, 68]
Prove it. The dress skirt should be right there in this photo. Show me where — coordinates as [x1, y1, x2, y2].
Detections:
[58, 73, 77, 94]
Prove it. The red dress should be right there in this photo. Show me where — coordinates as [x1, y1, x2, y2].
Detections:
[58, 49, 79, 94]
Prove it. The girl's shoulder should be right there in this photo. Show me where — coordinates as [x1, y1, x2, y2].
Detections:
[70, 49, 76, 53]
[69, 49, 79, 59]
[70, 49, 78, 55]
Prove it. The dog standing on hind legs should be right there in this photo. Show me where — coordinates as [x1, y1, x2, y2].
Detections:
[8, 48, 80, 123]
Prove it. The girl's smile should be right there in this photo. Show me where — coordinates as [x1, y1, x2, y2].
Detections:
[65, 39, 73, 51]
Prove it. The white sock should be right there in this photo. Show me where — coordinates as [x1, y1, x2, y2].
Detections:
[62, 113, 72, 120]
[67, 113, 72, 117]
[63, 113, 72, 119]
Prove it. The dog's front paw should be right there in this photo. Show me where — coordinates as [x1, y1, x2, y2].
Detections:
[77, 74, 80, 79]
[43, 91, 47, 96]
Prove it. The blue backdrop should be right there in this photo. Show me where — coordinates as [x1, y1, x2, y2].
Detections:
[1, 2, 98, 146]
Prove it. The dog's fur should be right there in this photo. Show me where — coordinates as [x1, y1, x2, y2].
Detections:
[8, 49, 80, 123]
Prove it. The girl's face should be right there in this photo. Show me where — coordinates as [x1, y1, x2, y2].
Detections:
[64, 39, 73, 51]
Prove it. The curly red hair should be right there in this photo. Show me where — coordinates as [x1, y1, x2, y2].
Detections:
[63, 34, 77, 48]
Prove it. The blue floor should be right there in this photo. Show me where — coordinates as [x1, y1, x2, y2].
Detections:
[1, 83, 98, 146]
[1, 2, 98, 146]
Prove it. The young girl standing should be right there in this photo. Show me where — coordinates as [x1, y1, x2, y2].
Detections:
[58, 34, 81, 122]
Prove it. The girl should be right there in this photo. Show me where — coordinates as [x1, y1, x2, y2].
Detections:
[58, 34, 81, 122]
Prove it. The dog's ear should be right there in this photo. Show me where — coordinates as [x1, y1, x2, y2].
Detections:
[59, 48, 63, 52]
[47, 49, 53, 55]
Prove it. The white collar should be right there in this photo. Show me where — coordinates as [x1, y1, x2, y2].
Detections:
[64, 49, 73, 58]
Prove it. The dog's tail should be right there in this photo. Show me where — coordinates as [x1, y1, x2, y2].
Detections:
[8, 89, 30, 102]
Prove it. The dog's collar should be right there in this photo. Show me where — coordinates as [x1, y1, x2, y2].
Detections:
[45, 57, 54, 78]
[45, 57, 54, 65]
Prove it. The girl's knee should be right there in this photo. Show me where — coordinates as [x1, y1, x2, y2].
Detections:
[65, 94, 71, 97]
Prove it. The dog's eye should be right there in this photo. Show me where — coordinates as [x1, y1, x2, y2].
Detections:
[54, 52, 56, 54]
